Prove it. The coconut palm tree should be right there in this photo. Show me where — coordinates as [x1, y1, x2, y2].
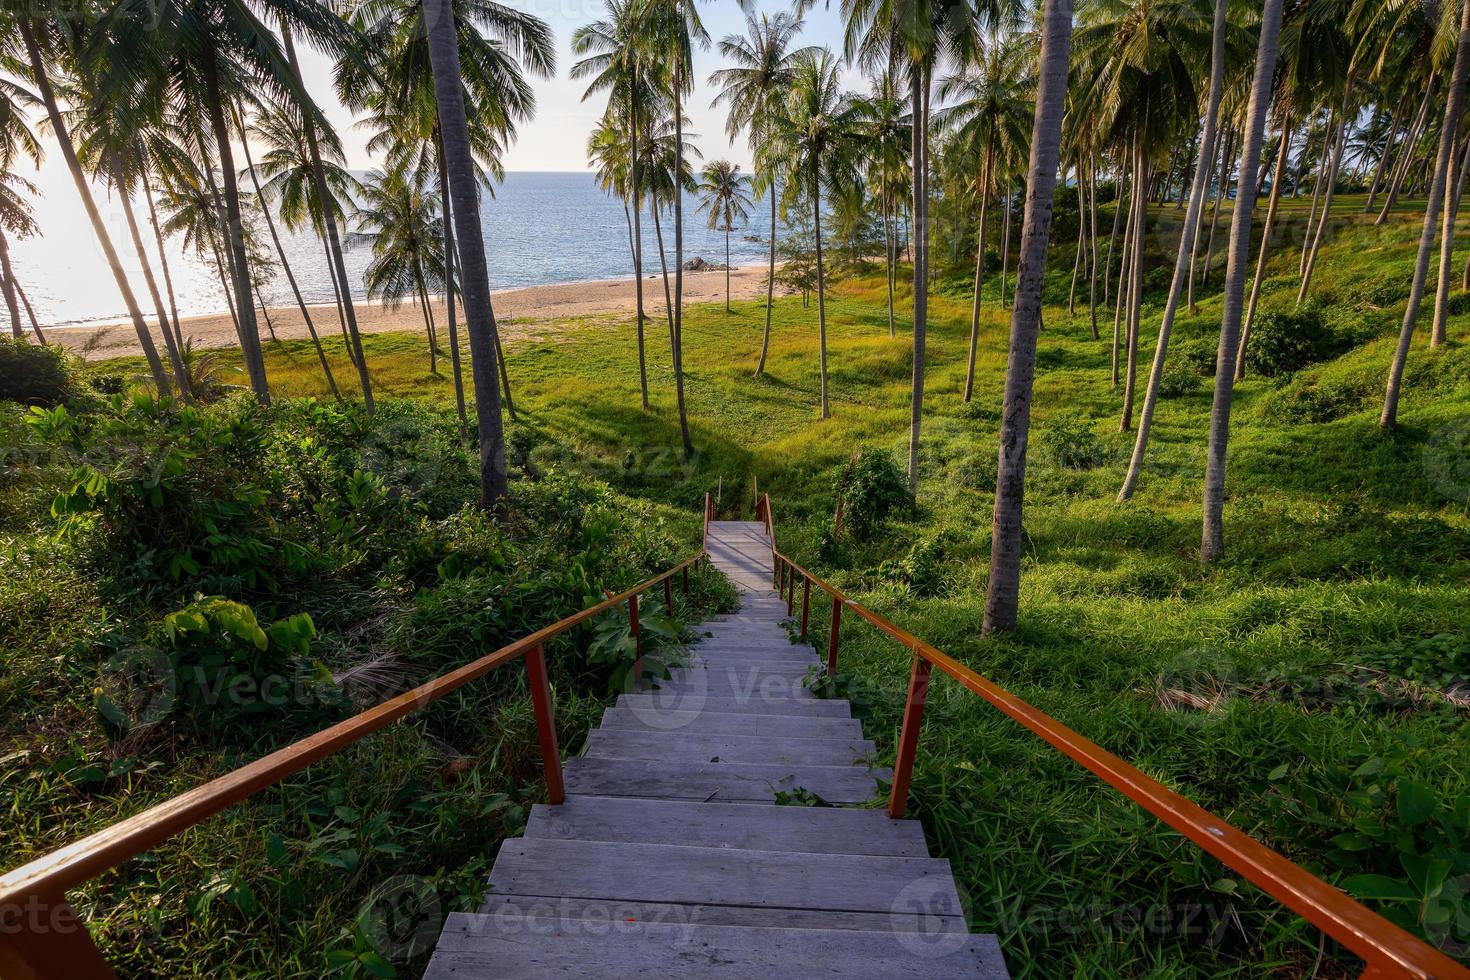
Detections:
[1381, 0, 1470, 428]
[695, 161, 755, 312]
[573, 0, 658, 410]
[349, 168, 447, 372]
[769, 49, 864, 421]
[1118, 0, 1230, 502]
[0, 172, 39, 341]
[424, 0, 508, 508]
[645, 0, 708, 459]
[852, 71, 910, 338]
[983, 0, 1074, 635]
[11, 18, 170, 392]
[1201, 0, 1286, 563]
[935, 31, 1032, 402]
[710, 6, 817, 373]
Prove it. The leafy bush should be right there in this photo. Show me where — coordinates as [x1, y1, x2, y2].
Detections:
[1174, 339, 1218, 378]
[1041, 415, 1103, 469]
[877, 538, 946, 597]
[1244, 307, 1339, 377]
[952, 451, 997, 490]
[0, 337, 77, 406]
[836, 448, 911, 540]
[1158, 357, 1202, 397]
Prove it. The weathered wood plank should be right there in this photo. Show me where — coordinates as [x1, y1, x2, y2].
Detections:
[425, 914, 1006, 978]
[582, 728, 873, 766]
[651, 667, 816, 701]
[521, 797, 926, 856]
[486, 839, 960, 915]
[562, 757, 887, 804]
[615, 693, 848, 718]
[477, 894, 966, 934]
[597, 706, 863, 739]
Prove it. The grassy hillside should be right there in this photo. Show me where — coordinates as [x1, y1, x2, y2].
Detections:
[13, 195, 1470, 976]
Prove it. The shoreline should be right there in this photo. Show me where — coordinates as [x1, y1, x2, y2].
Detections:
[50, 263, 778, 361]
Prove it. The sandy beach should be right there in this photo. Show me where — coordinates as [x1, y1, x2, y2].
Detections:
[50, 263, 777, 360]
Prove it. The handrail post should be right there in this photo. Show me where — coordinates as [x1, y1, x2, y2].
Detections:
[628, 593, 642, 681]
[682, 565, 690, 596]
[799, 575, 811, 638]
[663, 577, 673, 617]
[827, 596, 842, 675]
[0, 890, 117, 979]
[786, 566, 796, 617]
[524, 643, 565, 806]
[889, 653, 933, 820]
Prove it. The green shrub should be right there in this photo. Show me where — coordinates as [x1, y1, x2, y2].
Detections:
[1041, 415, 1103, 470]
[1244, 307, 1339, 377]
[1175, 339, 1218, 378]
[1158, 357, 1202, 397]
[837, 448, 910, 541]
[0, 337, 76, 406]
[952, 451, 997, 490]
[877, 537, 946, 597]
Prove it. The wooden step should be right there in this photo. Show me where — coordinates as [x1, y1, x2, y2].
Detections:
[615, 693, 847, 718]
[484, 838, 959, 916]
[520, 796, 926, 856]
[425, 914, 1007, 978]
[598, 705, 863, 739]
[563, 756, 887, 804]
[649, 667, 816, 701]
[583, 728, 873, 765]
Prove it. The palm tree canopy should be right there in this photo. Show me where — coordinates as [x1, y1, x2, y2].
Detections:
[696, 159, 755, 232]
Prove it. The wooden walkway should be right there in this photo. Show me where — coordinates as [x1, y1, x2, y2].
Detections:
[423, 521, 1007, 977]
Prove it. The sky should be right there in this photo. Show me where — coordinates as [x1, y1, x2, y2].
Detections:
[289, 0, 860, 175]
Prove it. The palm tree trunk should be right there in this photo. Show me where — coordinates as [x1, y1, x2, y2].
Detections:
[1299, 109, 1335, 277]
[282, 21, 371, 412]
[199, 43, 268, 404]
[672, 65, 693, 458]
[14, 278, 44, 343]
[984, 0, 1073, 635]
[999, 189, 1013, 310]
[725, 229, 731, 312]
[1240, 117, 1295, 377]
[1120, 144, 1147, 432]
[1383, 0, 1470, 426]
[1198, 124, 1233, 296]
[438, 141, 467, 430]
[1365, 96, 1407, 212]
[1202, 0, 1285, 563]
[1068, 158, 1086, 315]
[628, 85, 649, 410]
[19, 18, 169, 393]
[119, 183, 191, 397]
[238, 104, 338, 399]
[324, 245, 354, 362]
[210, 236, 243, 343]
[813, 168, 830, 421]
[1378, 82, 1435, 225]
[882, 175, 895, 337]
[1298, 87, 1352, 304]
[964, 141, 994, 403]
[141, 165, 186, 356]
[1103, 164, 1127, 306]
[1430, 132, 1470, 346]
[1088, 157, 1101, 339]
[1112, 167, 1138, 388]
[906, 65, 929, 492]
[254, 282, 279, 342]
[757, 179, 776, 374]
[1120, 0, 1228, 499]
[0, 231, 22, 338]
[414, 256, 438, 374]
[652, 197, 675, 350]
[424, 0, 508, 507]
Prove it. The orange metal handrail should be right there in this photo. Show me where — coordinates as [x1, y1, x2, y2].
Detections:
[758, 493, 1468, 980]
[0, 495, 714, 979]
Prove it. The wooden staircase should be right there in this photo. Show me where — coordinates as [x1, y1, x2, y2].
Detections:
[422, 520, 1008, 978]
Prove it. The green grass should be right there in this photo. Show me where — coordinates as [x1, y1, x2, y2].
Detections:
[34, 193, 1470, 975]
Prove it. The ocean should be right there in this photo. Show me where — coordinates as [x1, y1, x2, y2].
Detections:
[10, 171, 774, 329]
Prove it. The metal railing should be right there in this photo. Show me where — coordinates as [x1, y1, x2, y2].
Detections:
[0, 497, 714, 980]
[754, 492, 1469, 980]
